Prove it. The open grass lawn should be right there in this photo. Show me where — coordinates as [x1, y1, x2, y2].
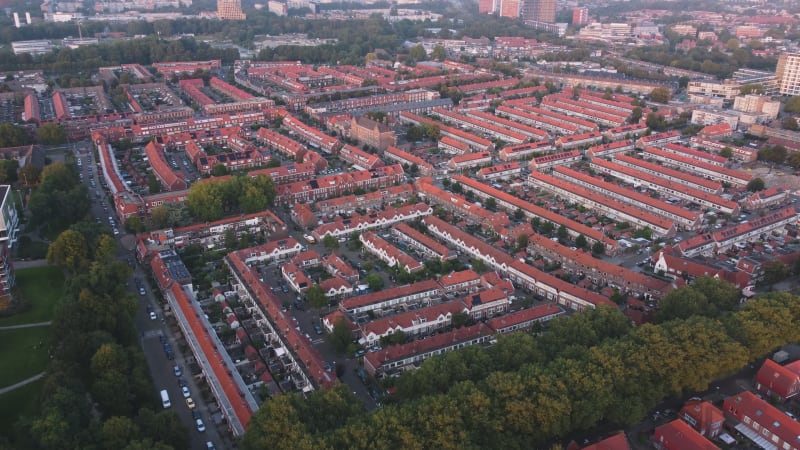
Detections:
[0, 378, 43, 443]
[0, 266, 64, 327]
[0, 326, 51, 388]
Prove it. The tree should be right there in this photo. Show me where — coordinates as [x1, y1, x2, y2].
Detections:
[124, 216, 145, 234]
[513, 208, 525, 220]
[649, 87, 671, 103]
[485, 198, 497, 211]
[592, 241, 605, 255]
[266, 158, 281, 168]
[720, 147, 733, 158]
[516, 234, 529, 251]
[726, 38, 740, 51]
[575, 234, 587, 249]
[47, 229, 89, 272]
[366, 274, 384, 291]
[629, 106, 643, 124]
[645, 112, 668, 131]
[783, 117, 799, 131]
[0, 123, 29, 147]
[409, 44, 427, 61]
[19, 164, 42, 186]
[37, 123, 67, 145]
[557, 225, 568, 241]
[305, 285, 327, 309]
[746, 177, 765, 192]
[322, 234, 339, 250]
[785, 96, 800, 114]
[147, 173, 161, 194]
[451, 312, 469, 328]
[329, 317, 353, 353]
[211, 163, 228, 176]
[762, 261, 789, 284]
[787, 152, 800, 169]
[431, 45, 447, 61]
[0, 159, 18, 184]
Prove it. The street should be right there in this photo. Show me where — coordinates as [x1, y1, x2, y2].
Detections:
[79, 140, 224, 450]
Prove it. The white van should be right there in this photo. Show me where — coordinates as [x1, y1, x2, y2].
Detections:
[160, 389, 171, 408]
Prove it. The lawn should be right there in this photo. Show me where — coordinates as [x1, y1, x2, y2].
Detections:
[0, 326, 51, 387]
[0, 378, 43, 442]
[0, 266, 64, 327]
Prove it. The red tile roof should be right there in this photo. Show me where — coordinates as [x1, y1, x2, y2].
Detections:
[755, 359, 800, 400]
[339, 279, 443, 311]
[485, 303, 564, 332]
[723, 391, 800, 446]
[581, 433, 631, 450]
[653, 419, 717, 450]
[613, 154, 722, 192]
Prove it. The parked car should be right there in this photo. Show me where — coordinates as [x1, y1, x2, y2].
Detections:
[173, 365, 182, 377]
[186, 397, 196, 409]
[195, 419, 206, 432]
[181, 386, 191, 398]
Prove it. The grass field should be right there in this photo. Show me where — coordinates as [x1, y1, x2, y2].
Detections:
[0, 326, 51, 387]
[0, 378, 43, 443]
[0, 266, 64, 327]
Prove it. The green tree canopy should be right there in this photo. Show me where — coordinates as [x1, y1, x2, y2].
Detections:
[37, 123, 67, 145]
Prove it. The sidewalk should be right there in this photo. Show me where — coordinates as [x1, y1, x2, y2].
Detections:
[13, 259, 48, 270]
[0, 321, 51, 330]
[0, 372, 45, 395]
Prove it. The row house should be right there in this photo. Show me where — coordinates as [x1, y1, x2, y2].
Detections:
[338, 144, 383, 170]
[203, 97, 275, 116]
[697, 123, 733, 139]
[590, 158, 739, 215]
[248, 162, 317, 185]
[573, 90, 637, 114]
[23, 93, 40, 124]
[316, 184, 414, 217]
[179, 78, 215, 107]
[498, 141, 554, 161]
[438, 269, 482, 294]
[197, 150, 267, 175]
[92, 132, 128, 195]
[291, 203, 316, 229]
[431, 108, 527, 144]
[281, 113, 341, 154]
[319, 276, 353, 299]
[644, 146, 753, 187]
[339, 279, 444, 315]
[506, 102, 599, 132]
[526, 233, 669, 300]
[677, 208, 798, 256]
[653, 420, 718, 450]
[291, 250, 321, 269]
[282, 262, 313, 293]
[134, 108, 194, 125]
[363, 323, 492, 377]
[447, 151, 492, 171]
[585, 140, 635, 159]
[209, 76, 254, 102]
[256, 127, 305, 159]
[414, 177, 510, 233]
[485, 303, 564, 334]
[604, 123, 648, 141]
[723, 391, 800, 450]
[360, 232, 424, 273]
[313, 203, 433, 240]
[461, 287, 510, 319]
[383, 146, 435, 176]
[275, 164, 405, 205]
[635, 130, 681, 149]
[613, 154, 723, 194]
[438, 136, 471, 155]
[392, 223, 457, 261]
[450, 174, 618, 254]
[131, 109, 279, 140]
[662, 142, 727, 167]
[226, 248, 335, 392]
[152, 60, 221, 76]
[476, 162, 522, 181]
[689, 137, 757, 163]
[399, 112, 493, 152]
[528, 150, 582, 171]
[679, 400, 725, 439]
[322, 254, 359, 284]
[466, 110, 549, 140]
[527, 69, 668, 95]
[233, 237, 303, 265]
[360, 301, 464, 345]
[651, 250, 750, 289]
[754, 359, 800, 402]
[145, 141, 187, 191]
[455, 78, 518, 95]
[422, 215, 615, 311]
[555, 131, 603, 150]
[527, 170, 677, 237]
[744, 186, 790, 211]
[541, 95, 628, 127]
[496, 105, 579, 135]
[552, 166, 702, 230]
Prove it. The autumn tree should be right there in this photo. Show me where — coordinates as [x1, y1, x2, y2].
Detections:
[47, 229, 89, 272]
[305, 285, 327, 309]
[649, 87, 671, 103]
[37, 123, 67, 145]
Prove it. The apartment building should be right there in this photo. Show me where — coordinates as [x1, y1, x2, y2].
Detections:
[476, 162, 522, 181]
[613, 154, 722, 194]
[643, 147, 752, 187]
[350, 115, 396, 151]
[338, 144, 383, 170]
[635, 130, 681, 149]
[585, 140, 635, 159]
[677, 208, 797, 256]
[313, 203, 432, 240]
[776, 52, 800, 96]
[447, 152, 492, 170]
[383, 146, 434, 176]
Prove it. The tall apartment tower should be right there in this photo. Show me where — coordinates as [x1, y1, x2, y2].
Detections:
[0, 186, 19, 302]
[217, 0, 246, 20]
[522, 0, 556, 23]
[499, 0, 520, 18]
[776, 52, 800, 96]
[478, 0, 496, 14]
[572, 7, 588, 26]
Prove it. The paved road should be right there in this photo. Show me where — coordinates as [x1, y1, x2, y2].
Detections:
[13, 259, 48, 270]
[80, 142, 223, 450]
[0, 321, 51, 330]
[0, 372, 45, 395]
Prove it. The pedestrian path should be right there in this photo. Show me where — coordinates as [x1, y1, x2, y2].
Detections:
[0, 372, 45, 395]
[0, 321, 52, 331]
